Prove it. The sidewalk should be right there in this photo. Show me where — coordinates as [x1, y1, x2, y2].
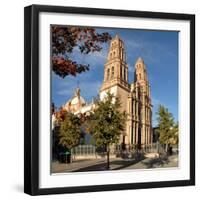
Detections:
[52, 154, 178, 173]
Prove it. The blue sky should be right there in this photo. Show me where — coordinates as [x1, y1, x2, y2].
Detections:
[52, 27, 178, 127]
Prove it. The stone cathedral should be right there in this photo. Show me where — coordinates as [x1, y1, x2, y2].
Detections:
[99, 35, 152, 148]
[61, 34, 153, 149]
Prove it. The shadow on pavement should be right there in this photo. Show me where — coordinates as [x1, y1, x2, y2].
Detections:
[112, 158, 146, 170]
[72, 157, 145, 172]
[142, 156, 169, 168]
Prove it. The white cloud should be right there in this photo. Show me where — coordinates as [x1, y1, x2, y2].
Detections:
[56, 79, 102, 104]
[69, 43, 109, 68]
[57, 88, 74, 97]
[124, 35, 177, 66]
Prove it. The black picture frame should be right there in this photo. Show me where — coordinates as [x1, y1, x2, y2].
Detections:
[24, 4, 195, 196]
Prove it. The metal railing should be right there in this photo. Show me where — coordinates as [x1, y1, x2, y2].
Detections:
[71, 144, 122, 156]
[72, 145, 96, 155]
[71, 143, 178, 156]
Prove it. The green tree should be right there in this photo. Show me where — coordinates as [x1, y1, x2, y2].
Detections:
[169, 122, 179, 145]
[91, 92, 127, 169]
[52, 26, 111, 78]
[156, 105, 178, 153]
[59, 112, 81, 162]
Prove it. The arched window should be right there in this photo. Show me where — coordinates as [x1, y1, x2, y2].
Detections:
[113, 51, 115, 57]
[111, 66, 114, 78]
[110, 53, 112, 59]
[107, 68, 110, 80]
[120, 66, 122, 79]
[124, 68, 126, 81]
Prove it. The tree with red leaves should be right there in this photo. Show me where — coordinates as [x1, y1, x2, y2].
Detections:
[52, 26, 112, 78]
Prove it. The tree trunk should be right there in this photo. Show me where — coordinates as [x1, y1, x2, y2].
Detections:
[165, 143, 168, 154]
[67, 148, 72, 163]
[70, 149, 72, 163]
[106, 144, 110, 170]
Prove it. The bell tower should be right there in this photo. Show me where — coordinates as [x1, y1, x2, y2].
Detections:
[99, 35, 130, 145]
[100, 35, 130, 101]
[100, 35, 129, 92]
[128, 57, 152, 148]
[135, 57, 148, 87]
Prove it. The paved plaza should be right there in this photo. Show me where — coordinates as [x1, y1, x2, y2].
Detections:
[52, 154, 178, 173]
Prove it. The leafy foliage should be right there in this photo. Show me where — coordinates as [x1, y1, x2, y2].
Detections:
[54, 107, 67, 122]
[52, 26, 112, 78]
[91, 92, 127, 147]
[156, 105, 179, 147]
[88, 92, 127, 169]
[169, 122, 179, 145]
[59, 112, 81, 150]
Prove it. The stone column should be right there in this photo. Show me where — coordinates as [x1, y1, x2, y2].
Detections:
[136, 101, 138, 121]
[147, 126, 149, 145]
[135, 122, 138, 144]
[125, 124, 129, 145]
[141, 124, 145, 147]
[146, 126, 148, 146]
[132, 121, 135, 145]
[150, 126, 152, 144]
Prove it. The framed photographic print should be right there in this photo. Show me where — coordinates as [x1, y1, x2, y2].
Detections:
[24, 4, 195, 195]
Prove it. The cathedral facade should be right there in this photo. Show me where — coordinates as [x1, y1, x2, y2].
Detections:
[60, 34, 153, 148]
[99, 35, 153, 148]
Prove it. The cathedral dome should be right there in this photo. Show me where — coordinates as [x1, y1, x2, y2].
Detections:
[70, 95, 86, 105]
[64, 87, 86, 113]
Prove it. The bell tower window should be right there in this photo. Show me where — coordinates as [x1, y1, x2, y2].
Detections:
[124, 68, 126, 81]
[111, 66, 114, 78]
[120, 66, 122, 79]
[107, 68, 110, 80]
